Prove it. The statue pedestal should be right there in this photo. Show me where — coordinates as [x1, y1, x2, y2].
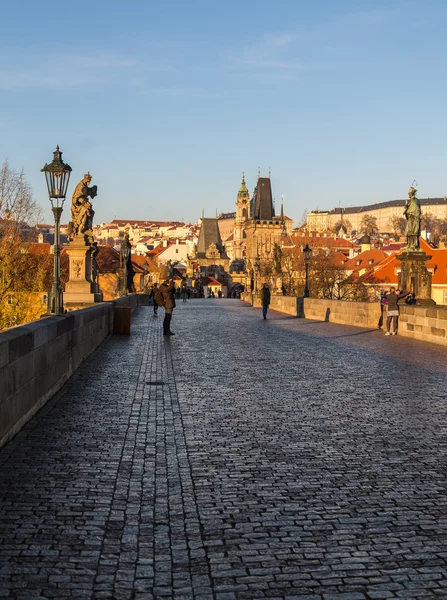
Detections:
[275, 276, 283, 294]
[64, 236, 103, 304]
[398, 249, 435, 306]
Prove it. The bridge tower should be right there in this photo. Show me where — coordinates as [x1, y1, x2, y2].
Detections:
[234, 172, 249, 260]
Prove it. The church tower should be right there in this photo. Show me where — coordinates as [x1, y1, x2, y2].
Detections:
[234, 172, 249, 259]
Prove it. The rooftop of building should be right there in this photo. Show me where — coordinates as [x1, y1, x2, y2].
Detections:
[309, 197, 447, 216]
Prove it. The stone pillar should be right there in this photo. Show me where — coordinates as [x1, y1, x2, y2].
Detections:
[64, 236, 103, 304]
[398, 250, 435, 306]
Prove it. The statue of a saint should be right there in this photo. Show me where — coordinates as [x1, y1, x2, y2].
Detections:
[404, 186, 421, 251]
[69, 173, 98, 244]
[120, 234, 134, 294]
[273, 243, 282, 275]
[120, 233, 131, 266]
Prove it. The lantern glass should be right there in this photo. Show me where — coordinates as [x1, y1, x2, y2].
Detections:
[303, 244, 312, 262]
[41, 146, 72, 202]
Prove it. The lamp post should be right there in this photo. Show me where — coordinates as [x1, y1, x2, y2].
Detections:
[303, 243, 312, 298]
[41, 146, 72, 314]
[254, 255, 260, 292]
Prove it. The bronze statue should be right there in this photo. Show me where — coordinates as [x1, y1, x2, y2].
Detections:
[69, 173, 98, 243]
[403, 186, 421, 251]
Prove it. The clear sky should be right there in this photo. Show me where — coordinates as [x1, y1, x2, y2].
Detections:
[2, 0, 447, 227]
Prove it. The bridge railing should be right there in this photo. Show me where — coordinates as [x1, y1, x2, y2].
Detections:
[242, 292, 447, 347]
[0, 295, 147, 449]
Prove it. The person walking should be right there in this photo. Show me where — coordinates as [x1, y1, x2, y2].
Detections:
[160, 279, 176, 336]
[149, 283, 163, 317]
[181, 283, 187, 303]
[260, 282, 271, 320]
[385, 287, 409, 336]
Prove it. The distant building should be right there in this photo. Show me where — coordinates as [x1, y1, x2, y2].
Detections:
[307, 198, 447, 234]
[188, 217, 230, 272]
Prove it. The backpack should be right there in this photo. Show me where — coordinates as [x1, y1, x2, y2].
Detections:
[153, 288, 164, 307]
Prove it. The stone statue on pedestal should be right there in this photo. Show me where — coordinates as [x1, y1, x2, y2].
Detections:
[68, 173, 98, 245]
[64, 172, 103, 306]
[398, 185, 435, 306]
[120, 233, 131, 266]
[404, 186, 421, 251]
[120, 233, 135, 294]
[273, 243, 283, 275]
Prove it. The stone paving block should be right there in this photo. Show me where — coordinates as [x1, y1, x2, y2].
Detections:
[1, 300, 447, 598]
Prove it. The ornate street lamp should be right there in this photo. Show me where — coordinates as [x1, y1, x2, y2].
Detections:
[254, 255, 261, 292]
[303, 243, 312, 298]
[41, 146, 72, 314]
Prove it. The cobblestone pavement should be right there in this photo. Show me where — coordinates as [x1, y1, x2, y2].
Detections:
[1, 299, 447, 600]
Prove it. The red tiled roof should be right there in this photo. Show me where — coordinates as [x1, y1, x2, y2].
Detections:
[358, 238, 447, 286]
[24, 242, 52, 255]
[283, 234, 354, 249]
[131, 254, 148, 268]
[343, 249, 389, 271]
[382, 242, 406, 252]
[202, 276, 222, 286]
[148, 243, 174, 257]
[109, 219, 185, 227]
[359, 254, 398, 284]
[333, 238, 355, 248]
[94, 244, 145, 273]
[95, 245, 121, 273]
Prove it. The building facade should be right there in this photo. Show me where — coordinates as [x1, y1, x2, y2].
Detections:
[307, 198, 447, 234]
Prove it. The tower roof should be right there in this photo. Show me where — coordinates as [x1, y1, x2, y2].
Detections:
[238, 173, 249, 198]
[196, 218, 227, 258]
[254, 177, 274, 220]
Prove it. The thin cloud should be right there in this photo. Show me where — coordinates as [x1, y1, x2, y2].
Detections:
[142, 87, 211, 98]
[0, 117, 14, 127]
[0, 70, 100, 91]
[225, 31, 310, 77]
[226, 5, 404, 78]
[0, 47, 142, 91]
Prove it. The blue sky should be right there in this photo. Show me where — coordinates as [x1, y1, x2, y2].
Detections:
[1, 0, 447, 226]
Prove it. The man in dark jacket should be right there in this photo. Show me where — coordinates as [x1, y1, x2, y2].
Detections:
[160, 279, 176, 336]
[260, 283, 271, 320]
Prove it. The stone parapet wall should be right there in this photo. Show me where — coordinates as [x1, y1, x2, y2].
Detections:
[398, 305, 447, 346]
[302, 298, 381, 329]
[242, 293, 447, 347]
[0, 294, 146, 449]
[241, 293, 299, 315]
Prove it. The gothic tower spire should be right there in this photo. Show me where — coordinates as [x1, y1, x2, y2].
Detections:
[234, 171, 250, 260]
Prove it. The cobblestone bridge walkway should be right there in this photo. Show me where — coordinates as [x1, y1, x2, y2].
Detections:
[1, 299, 447, 600]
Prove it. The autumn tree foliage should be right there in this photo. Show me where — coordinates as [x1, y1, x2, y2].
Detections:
[331, 218, 352, 234]
[359, 214, 379, 236]
[307, 250, 370, 301]
[387, 215, 407, 238]
[421, 212, 447, 245]
[0, 159, 50, 330]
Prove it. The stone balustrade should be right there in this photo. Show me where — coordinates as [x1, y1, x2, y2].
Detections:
[242, 292, 447, 346]
[398, 304, 447, 345]
[0, 295, 146, 449]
